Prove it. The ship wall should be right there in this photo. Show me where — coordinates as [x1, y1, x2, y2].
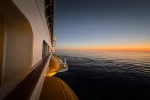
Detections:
[0, 0, 33, 99]
[0, 0, 52, 99]
[12, 0, 52, 67]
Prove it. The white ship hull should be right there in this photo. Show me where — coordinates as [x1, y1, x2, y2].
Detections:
[0, 0, 78, 100]
[0, 0, 54, 99]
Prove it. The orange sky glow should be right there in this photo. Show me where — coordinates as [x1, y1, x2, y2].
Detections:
[56, 46, 150, 52]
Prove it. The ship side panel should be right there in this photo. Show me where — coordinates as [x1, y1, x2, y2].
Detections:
[12, 0, 52, 67]
[0, 0, 33, 99]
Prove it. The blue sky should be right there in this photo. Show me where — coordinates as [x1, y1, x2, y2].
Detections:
[54, 0, 150, 51]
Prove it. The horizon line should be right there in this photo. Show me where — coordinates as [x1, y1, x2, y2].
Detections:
[55, 47, 150, 52]
[55, 49, 150, 52]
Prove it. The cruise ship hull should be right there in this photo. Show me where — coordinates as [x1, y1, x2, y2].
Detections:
[0, 0, 78, 100]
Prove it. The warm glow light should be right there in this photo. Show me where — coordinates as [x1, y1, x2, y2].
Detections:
[44, 72, 57, 77]
[56, 46, 150, 52]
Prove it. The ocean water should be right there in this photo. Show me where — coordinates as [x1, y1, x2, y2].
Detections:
[54, 51, 150, 100]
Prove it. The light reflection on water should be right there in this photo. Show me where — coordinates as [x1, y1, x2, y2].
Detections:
[55, 51, 150, 100]
[56, 50, 150, 76]
[56, 50, 150, 64]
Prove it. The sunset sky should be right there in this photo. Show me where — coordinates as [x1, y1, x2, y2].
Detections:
[54, 0, 150, 51]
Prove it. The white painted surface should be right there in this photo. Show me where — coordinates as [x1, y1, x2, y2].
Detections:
[12, 0, 52, 67]
[0, 0, 53, 99]
[0, 1, 33, 98]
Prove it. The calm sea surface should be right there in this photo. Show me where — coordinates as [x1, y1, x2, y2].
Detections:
[54, 51, 150, 100]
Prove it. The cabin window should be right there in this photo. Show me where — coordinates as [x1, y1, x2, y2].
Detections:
[42, 41, 50, 58]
